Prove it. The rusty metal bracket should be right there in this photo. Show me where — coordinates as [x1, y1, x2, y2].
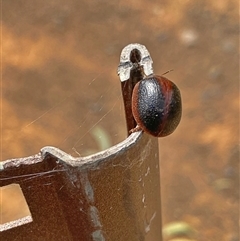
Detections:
[0, 43, 162, 241]
[118, 43, 154, 133]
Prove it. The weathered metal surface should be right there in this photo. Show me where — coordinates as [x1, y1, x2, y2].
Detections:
[118, 43, 154, 133]
[1, 132, 161, 241]
[0, 43, 162, 241]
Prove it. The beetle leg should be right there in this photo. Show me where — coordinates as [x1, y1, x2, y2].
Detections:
[129, 125, 142, 134]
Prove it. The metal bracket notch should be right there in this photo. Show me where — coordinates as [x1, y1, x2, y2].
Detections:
[117, 43, 154, 134]
[117, 43, 154, 82]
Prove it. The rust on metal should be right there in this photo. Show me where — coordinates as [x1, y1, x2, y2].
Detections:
[0, 43, 162, 241]
[117, 43, 154, 134]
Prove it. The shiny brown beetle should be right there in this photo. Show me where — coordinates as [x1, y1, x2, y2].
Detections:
[131, 75, 182, 137]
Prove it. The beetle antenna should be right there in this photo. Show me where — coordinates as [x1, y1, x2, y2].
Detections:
[162, 69, 174, 76]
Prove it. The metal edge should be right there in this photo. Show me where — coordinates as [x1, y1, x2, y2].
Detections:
[1, 131, 143, 170]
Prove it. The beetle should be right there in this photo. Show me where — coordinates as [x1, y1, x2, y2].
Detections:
[130, 75, 182, 137]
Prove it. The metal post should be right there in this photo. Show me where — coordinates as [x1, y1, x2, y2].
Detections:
[0, 43, 162, 241]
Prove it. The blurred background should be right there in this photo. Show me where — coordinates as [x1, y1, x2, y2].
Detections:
[1, 0, 239, 240]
